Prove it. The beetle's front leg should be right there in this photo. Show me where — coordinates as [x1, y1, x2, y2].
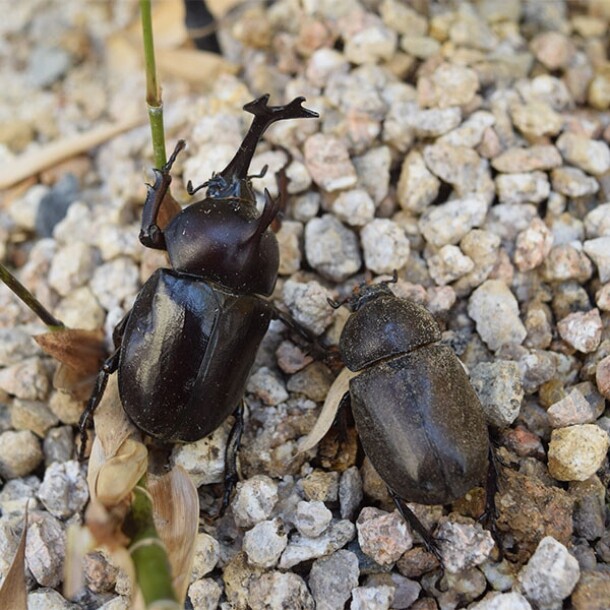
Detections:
[78, 348, 121, 460]
[139, 140, 186, 250]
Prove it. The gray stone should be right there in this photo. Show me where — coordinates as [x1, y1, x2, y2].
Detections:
[38, 460, 88, 518]
[310, 550, 360, 610]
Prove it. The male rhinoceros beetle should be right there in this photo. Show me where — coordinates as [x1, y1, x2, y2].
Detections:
[79, 96, 318, 488]
[330, 279, 499, 556]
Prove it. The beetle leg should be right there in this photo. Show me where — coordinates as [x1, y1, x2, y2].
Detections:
[219, 400, 245, 516]
[77, 348, 121, 461]
[390, 489, 443, 563]
[480, 444, 503, 560]
[139, 140, 186, 250]
[272, 306, 329, 361]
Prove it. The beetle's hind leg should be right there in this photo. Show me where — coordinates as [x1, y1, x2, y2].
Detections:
[218, 400, 246, 516]
[77, 348, 121, 461]
[479, 443, 503, 559]
[390, 489, 443, 563]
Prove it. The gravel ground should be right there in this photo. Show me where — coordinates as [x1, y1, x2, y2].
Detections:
[1, 1, 610, 609]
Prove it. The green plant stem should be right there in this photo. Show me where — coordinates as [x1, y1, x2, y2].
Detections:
[0, 263, 63, 330]
[140, 0, 167, 169]
[125, 477, 179, 609]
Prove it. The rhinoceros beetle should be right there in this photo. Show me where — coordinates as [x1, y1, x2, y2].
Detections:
[79, 96, 318, 496]
[329, 278, 499, 557]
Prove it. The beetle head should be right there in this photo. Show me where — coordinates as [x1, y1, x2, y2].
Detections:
[163, 189, 280, 295]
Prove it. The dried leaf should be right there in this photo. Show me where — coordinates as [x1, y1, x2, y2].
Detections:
[156, 48, 237, 86]
[35, 328, 106, 373]
[86, 374, 147, 507]
[0, 118, 143, 189]
[298, 367, 356, 453]
[0, 507, 28, 610]
[149, 467, 199, 603]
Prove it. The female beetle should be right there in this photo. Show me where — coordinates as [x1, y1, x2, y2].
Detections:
[80, 96, 318, 482]
[330, 280, 498, 555]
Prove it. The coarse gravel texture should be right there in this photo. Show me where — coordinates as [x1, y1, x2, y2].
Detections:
[1, 1, 610, 609]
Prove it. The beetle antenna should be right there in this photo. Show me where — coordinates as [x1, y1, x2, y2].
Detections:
[248, 164, 268, 180]
[187, 178, 210, 196]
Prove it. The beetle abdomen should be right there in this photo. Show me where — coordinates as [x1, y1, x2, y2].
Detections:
[119, 269, 272, 442]
[350, 344, 488, 505]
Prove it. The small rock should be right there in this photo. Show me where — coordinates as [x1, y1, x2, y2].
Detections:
[396, 546, 439, 578]
[424, 143, 487, 195]
[287, 362, 333, 403]
[27, 588, 78, 610]
[188, 578, 223, 610]
[90, 257, 140, 310]
[0, 328, 40, 366]
[438, 111, 495, 148]
[402, 104, 463, 139]
[170, 419, 231, 487]
[589, 68, 610, 111]
[340, 466, 363, 520]
[510, 101, 563, 138]
[491, 145, 562, 173]
[517, 536, 580, 608]
[350, 585, 394, 610]
[332, 189, 375, 227]
[352, 146, 391, 205]
[243, 518, 288, 568]
[0, 430, 43, 479]
[400, 35, 440, 59]
[232, 475, 279, 528]
[49, 391, 84, 426]
[0, 476, 40, 514]
[468, 280, 526, 351]
[595, 354, 610, 400]
[356, 507, 413, 565]
[556, 133, 610, 176]
[48, 242, 97, 297]
[470, 591, 532, 610]
[276, 221, 303, 276]
[279, 519, 356, 568]
[191, 532, 220, 580]
[547, 388, 600, 427]
[246, 366, 288, 406]
[514, 218, 553, 272]
[496, 171, 550, 205]
[304, 215, 362, 281]
[470, 360, 523, 427]
[551, 167, 599, 198]
[26, 511, 66, 587]
[0, 357, 50, 400]
[569, 476, 607, 541]
[301, 469, 340, 503]
[419, 195, 488, 247]
[28, 45, 72, 88]
[584, 237, 610, 282]
[548, 424, 609, 481]
[282, 279, 335, 335]
[557, 309, 602, 353]
[304, 134, 357, 192]
[83, 550, 119, 594]
[530, 31, 575, 70]
[275, 341, 313, 375]
[38, 460, 88, 518]
[397, 150, 440, 213]
[11, 399, 58, 437]
[417, 63, 479, 109]
[361, 219, 410, 274]
[295, 500, 333, 537]
[427, 244, 474, 286]
[344, 17, 397, 65]
[584, 203, 610, 238]
[436, 521, 495, 573]
[541, 244, 593, 283]
[248, 571, 314, 609]
[309, 550, 360, 610]
[571, 570, 610, 610]
[55, 286, 106, 330]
